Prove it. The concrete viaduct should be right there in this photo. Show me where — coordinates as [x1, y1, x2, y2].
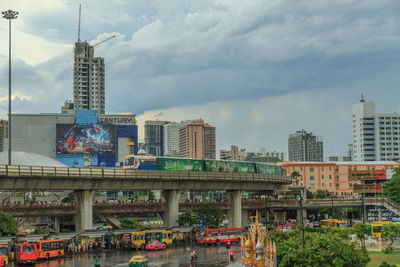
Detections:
[2, 198, 396, 230]
[0, 165, 290, 232]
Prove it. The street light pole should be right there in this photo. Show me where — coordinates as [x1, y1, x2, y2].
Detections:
[2, 9, 18, 166]
[299, 193, 305, 247]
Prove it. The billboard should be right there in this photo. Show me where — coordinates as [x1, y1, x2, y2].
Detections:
[156, 158, 203, 171]
[56, 124, 115, 155]
[204, 160, 255, 174]
[348, 170, 372, 181]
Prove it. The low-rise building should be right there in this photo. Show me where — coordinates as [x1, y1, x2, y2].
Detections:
[278, 161, 399, 197]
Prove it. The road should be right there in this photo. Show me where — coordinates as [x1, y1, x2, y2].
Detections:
[30, 244, 241, 267]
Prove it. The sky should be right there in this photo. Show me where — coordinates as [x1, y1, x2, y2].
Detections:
[0, 0, 400, 158]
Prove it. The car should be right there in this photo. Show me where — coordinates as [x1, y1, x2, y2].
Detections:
[313, 221, 321, 228]
[129, 255, 149, 267]
[145, 241, 166, 251]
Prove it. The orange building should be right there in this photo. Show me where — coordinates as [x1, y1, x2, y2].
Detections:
[179, 119, 216, 159]
[277, 161, 399, 197]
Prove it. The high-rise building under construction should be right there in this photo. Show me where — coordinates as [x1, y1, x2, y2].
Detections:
[73, 5, 106, 114]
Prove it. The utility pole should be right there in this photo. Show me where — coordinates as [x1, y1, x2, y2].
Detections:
[362, 179, 367, 223]
[299, 192, 305, 247]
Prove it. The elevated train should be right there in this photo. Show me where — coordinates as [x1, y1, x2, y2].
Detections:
[123, 155, 286, 176]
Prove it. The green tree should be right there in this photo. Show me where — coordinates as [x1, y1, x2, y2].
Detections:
[270, 229, 370, 267]
[381, 223, 400, 254]
[61, 193, 75, 203]
[352, 223, 371, 248]
[178, 209, 198, 226]
[33, 227, 50, 240]
[306, 189, 314, 199]
[120, 218, 145, 230]
[383, 167, 400, 203]
[290, 171, 302, 186]
[196, 203, 225, 228]
[315, 190, 330, 199]
[379, 262, 397, 267]
[0, 212, 18, 236]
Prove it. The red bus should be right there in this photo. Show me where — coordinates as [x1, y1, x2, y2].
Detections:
[33, 239, 64, 260]
[15, 242, 37, 265]
[196, 227, 245, 245]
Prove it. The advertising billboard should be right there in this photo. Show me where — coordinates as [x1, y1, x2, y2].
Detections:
[56, 124, 115, 155]
[348, 170, 372, 181]
[204, 160, 255, 174]
[156, 158, 203, 171]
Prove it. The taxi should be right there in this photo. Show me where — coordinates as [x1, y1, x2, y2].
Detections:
[128, 255, 149, 267]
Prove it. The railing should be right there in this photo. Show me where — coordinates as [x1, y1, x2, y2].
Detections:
[0, 165, 291, 184]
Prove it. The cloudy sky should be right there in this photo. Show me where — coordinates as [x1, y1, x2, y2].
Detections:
[0, 0, 399, 158]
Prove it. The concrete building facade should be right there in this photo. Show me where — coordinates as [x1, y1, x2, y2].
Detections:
[73, 41, 105, 114]
[145, 120, 169, 156]
[8, 111, 137, 167]
[0, 120, 7, 152]
[352, 97, 400, 161]
[278, 161, 398, 196]
[288, 130, 323, 162]
[220, 145, 246, 161]
[179, 119, 216, 159]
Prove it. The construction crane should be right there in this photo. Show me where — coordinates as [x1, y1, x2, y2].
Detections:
[92, 35, 116, 47]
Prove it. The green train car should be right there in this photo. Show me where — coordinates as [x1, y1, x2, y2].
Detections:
[156, 157, 204, 171]
[204, 160, 255, 173]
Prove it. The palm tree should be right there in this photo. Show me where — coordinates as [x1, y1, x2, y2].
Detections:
[290, 171, 302, 186]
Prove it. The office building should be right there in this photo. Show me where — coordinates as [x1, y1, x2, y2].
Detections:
[352, 96, 400, 161]
[145, 120, 169, 156]
[179, 119, 216, 159]
[0, 120, 8, 152]
[220, 145, 246, 161]
[73, 41, 105, 114]
[288, 130, 323, 162]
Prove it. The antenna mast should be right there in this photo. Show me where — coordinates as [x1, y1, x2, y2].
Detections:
[77, 4, 81, 43]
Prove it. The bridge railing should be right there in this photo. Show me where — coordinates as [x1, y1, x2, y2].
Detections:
[0, 165, 291, 184]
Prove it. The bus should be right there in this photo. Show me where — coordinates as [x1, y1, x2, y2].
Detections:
[196, 227, 245, 245]
[371, 221, 400, 238]
[320, 219, 348, 229]
[0, 246, 9, 265]
[15, 243, 37, 265]
[130, 229, 173, 250]
[33, 239, 64, 260]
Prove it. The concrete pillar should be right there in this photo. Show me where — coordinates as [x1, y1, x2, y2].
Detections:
[378, 208, 382, 221]
[74, 190, 95, 233]
[297, 209, 307, 224]
[54, 217, 60, 233]
[242, 209, 249, 228]
[162, 190, 180, 228]
[266, 210, 270, 223]
[227, 191, 242, 227]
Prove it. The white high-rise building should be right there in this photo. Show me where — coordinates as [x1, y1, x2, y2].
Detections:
[352, 95, 400, 161]
[163, 122, 181, 157]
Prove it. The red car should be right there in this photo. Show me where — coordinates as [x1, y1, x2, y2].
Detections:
[145, 241, 166, 251]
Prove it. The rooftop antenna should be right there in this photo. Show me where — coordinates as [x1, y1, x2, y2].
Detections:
[360, 93, 365, 103]
[77, 4, 81, 43]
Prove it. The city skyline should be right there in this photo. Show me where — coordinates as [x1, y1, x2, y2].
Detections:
[0, 1, 400, 156]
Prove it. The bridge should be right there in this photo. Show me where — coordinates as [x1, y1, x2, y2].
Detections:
[0, 165, 290, 232]
[3, 198, 399, 230]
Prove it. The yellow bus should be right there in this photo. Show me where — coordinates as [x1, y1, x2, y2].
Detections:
[371, 221, 400, 239]
[320, 219, 348, 229]
[131, 229, 173, 250]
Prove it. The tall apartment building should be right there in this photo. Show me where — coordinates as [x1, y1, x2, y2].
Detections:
[179, 119, 216, 159]
[288, 130, 323, 162]
[73, 41, 105, 114]
[352, 96, 400, 161]
[163, 122, 181, 157]
[220, 145, 246, 161]
[145, 120, 169, 156]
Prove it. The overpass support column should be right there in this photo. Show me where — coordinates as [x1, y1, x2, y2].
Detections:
[242, 209, 249, 228]
[297, 208, 307, 224]
[162, 190, 180, 228]
[74, 190, 95, 233]
[54, 217, 60, 233]
[227, 191, 242, 228]
[378, 208, 382, 221]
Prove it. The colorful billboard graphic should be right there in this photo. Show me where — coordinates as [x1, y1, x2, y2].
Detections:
[56, 124, 115, 155]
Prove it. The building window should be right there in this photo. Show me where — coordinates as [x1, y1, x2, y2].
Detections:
[336, 184, 339, 188]
[329, 183, 332, 187]
[322, 175, 324, 179]
[335, 176, 339, 181]
[310, 167, 314, 172]
[310, 176, 315, 181]
[322, 183, 325, 187]
[309, 184, 315, 189]
[329, 175, 332, 179]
